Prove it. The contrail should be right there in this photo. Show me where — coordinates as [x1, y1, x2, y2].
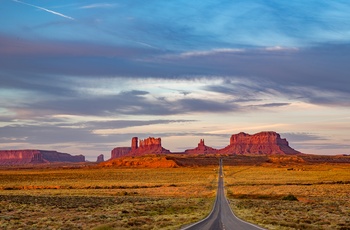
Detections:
[13, 0, 74, 20]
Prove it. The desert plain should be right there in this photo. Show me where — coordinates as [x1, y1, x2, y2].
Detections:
[0, 154, 349, 230]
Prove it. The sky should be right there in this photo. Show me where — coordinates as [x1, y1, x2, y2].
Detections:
[1, 0, 350, 160]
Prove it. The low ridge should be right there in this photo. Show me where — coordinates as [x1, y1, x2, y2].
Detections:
[0, 150, 85, 165]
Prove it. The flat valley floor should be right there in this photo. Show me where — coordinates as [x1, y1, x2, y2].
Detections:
[0, 157, 349, 229]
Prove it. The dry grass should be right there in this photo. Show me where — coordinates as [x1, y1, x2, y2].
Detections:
[225, 164, 350, 230]
[0, 167, 217, 196]
[1, 160, 349, 229]
[0, 167, 217, 229]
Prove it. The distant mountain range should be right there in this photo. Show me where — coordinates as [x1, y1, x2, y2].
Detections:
[111, 131, 300, 159]
[0, 131, 304, 166]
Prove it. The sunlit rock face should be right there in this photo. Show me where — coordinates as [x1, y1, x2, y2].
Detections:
[185, 139, 218, 154]
[110, 137, 170, 159]
[0, 150, 40, 165]
[109, 132, 300, 159]
[0, 150, 85, 165]
[134, 137, 170, 155]
[218, 131, 300, 155]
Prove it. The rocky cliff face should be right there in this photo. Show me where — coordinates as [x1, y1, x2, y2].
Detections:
[218, 131, 300, 155]
[133, 137, 170, 155]
[110, 137, 170, 159]
[0, 150, 42, 165]
[40, 151, 85, 162]
[111, 147, 131, 159]
[96, 154, 104, 163]
[185, 139, 218, 154]
[0, 150, 85, 165]
[131, 137, 138, 151]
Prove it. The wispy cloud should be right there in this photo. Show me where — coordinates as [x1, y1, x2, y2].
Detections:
[80, 3, 118, 9]
[168, 46, 299, 59]
[178, 48, 244, 58]
[13, 0, 74, 20]
[255, 103, 291, 108]
[263, 46, 299, 52]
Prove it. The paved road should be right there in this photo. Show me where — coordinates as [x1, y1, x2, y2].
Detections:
[182, 159, 265, 230]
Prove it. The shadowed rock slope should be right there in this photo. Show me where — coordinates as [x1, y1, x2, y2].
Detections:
[0, 150, 85, 165]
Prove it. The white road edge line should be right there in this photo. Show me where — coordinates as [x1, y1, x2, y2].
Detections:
[181, 163, 220, 230]
[223, 185, 266, 230]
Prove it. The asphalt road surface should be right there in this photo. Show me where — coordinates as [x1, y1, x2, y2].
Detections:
[182, 159, 265, 230]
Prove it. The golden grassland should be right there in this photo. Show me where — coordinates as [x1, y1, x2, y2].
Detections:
[0, 166, 217, 229]
[0, 161, 349, 229]
[225, 164, 350, 230]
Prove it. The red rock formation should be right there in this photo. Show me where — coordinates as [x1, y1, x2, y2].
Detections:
[110, 137, 170, 159]
[185, 139, 218, 154]
[96, 154, 104, 163]
[0, 150, 41, 165]
[32, 152, 44, 163]
[131, 137, 138, 151]
[40, 151, 85, 162]
[131, 137, 170, 155]
[111, 147, 131, 159]
[218, 131, 300, 155]
[0, 150, 85, 165]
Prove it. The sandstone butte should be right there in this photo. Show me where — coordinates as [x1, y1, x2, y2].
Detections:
[0, 131, 300, 165]
[109, 131, 300, 160]
[185, 139, 218, 154]
[0, 150, 85, 165]
[96, 154, 104, 163]
[111, 137, 171, 159]
[218, 131, 300, 155]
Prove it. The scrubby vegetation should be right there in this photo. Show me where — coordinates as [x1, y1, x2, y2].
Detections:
[0, 161, 349, 229]
[0, 167, 217, 229]
[225, 164, 350, 230]
[0, 195, 212, 229]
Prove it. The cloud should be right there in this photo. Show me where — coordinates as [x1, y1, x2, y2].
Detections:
[177, 98, 239, 113]
[0, 34, 157, 58]
[80, 4, 118, 9]
[2, 33, 348, 84]
[0, 73, 79, 98]
[204, 79, 269, 102]
[256, 103, 290, 108]
[295, 143, 350, 151]
[172, 47, 299, 59]
[2, 0, 350, 159]
[1, 32, 350, 109]
[18, 91, 239, 117]
[13, 0, 74, 20]
[77, 119, 196, 130]
[1, 80, 241, 119]
[278, 133, 350, 154]
[281, 132, 329, 143]
[263, 46, 299, 52]
[177, 48, 245, 58]
[0, 119, 195, 145]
